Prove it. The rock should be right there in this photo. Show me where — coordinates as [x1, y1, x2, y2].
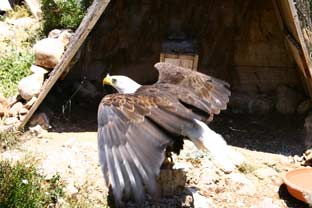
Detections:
[0, 124, 14, 132]
[18, 114, 26, 121]
[187, 188, 214, 208]
[303, 149, 312, 166]
[226, 173, 256, 195]
[297, 99, 311, 115]
[7, 17, 36, 28]
[4, 117, 19, 125]
[303, 191, 312, 205]
[29, 124, 44, 136]
[48, 29, 62, 38]
[30, 64, 49, 74]
[253, 198, 280, 208]
[0, 22, 14, 40]
[305, 112, 312, 149]
[248, 97, 273, 114]
[34, 38, 65, 68]
[19, 107, 28, 115]
[24, 0, 42, 18]
[181, 194, 194, 207]
[275, 85, 303, 114]
[0, 104, 8, 117]
[8, 95, 23, 108]
[24, 96, 37, 109]
[229, 92, 273, 114]
[65, 183, 79, 195]
[254, 167, 277, 179]
[0, 93, 7, 104]
[157, 168, 186, 197]
[8, 102, 23, 117]
[58, 30, 73, 46]
[0, 0, 12, 11]
[18, 73, 44, 100]
[29, 112, 50, 129]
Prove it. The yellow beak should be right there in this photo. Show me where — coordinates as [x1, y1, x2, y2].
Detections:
[103, 74, 112, 86]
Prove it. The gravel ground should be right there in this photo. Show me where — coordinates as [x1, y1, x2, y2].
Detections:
[0, 112, 310, 208]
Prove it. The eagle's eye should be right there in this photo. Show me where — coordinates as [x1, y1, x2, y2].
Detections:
[112, 78, 117, 84]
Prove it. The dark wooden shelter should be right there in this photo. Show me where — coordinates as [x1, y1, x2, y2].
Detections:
[20, 0, 312, 128]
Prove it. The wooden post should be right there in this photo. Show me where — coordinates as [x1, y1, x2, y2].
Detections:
[19, 0, 111, 129]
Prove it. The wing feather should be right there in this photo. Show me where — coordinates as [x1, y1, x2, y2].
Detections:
[98, 63, 232, 204]
[154, 62, 231, 116]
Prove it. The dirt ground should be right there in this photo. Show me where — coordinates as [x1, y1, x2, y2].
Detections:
[1, 110, 311, 208]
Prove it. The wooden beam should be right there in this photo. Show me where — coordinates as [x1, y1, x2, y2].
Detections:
[287, 0, 312, 72]
[19, 0, 111, 129]
[272, 0, 312, 97]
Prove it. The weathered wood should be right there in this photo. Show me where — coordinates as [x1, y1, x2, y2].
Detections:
[19, 0, 111, 128]
[160, 53, 198, 70]
[272, 0, 312, 97]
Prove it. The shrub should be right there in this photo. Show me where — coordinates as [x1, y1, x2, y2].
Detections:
[41, 0, 93, 34]
[6, 5, 31, 19]
[0, 47, 33, 97]
[0, 160, 64, 208]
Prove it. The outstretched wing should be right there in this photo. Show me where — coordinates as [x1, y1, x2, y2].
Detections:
[97, 93, 197, 205]
[154, 62, 230, 115]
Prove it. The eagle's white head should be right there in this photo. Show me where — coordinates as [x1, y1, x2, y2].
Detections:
[103, 74, 141, 94]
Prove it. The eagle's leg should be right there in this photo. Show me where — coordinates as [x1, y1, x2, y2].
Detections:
[161, 150, 174, 169]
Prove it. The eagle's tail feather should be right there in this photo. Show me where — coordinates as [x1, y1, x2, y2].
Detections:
[188, 119, 243, 173]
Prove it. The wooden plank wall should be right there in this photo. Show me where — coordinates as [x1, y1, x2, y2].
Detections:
[19, 0, 111, 128]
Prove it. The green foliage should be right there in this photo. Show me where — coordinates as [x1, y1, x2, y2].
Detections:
[0, 160, 64, 208]
[5, 5, 31, 19]
[41, 0, 93, 34]
[237, 162, 257, 174]
[0, 48, 33, 97]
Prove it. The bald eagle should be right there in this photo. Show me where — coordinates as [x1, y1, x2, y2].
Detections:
[98, 62, 237, 206]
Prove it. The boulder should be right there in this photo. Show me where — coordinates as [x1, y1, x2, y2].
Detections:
[30, 64, 49, 74]
[48, 29, 62, 38]
[19, 107, 28, 115]
[0, 103, 8, 117]
[8, 102, 23, 117]
[33, 38, 65, 68]
[0, 22, 14, 40]
[29, 112, 50, 129]
[8, 95, 23, 108]
[4, 117, 19, 125]
[18, 73, 44, 100]
[228, 92, 273, 114]
[0, 93, 8, 105]
[24, 96, 37, 109]
[58, 30, 73, 46]
[7, 17, 36, 29]
[305, 112, 312, 149]
[0, 0, 12, 12]
[24, 0, 42, 18]
[297, 99, 312, 115]
[275, 85, 303, 114]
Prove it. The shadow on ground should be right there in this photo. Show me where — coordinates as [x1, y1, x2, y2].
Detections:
[210, 112, 306, 156]
[278, 184, 309, 208]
